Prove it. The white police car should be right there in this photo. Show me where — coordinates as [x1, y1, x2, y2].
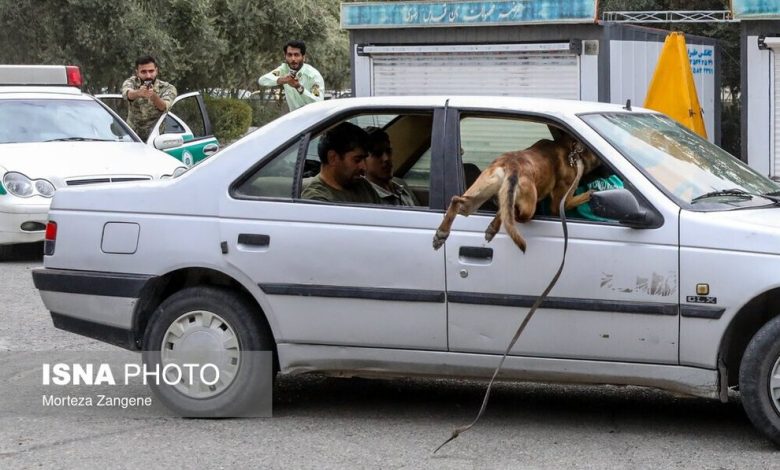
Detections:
[31, 96, 780, 446]
[0, 65, 187, 254]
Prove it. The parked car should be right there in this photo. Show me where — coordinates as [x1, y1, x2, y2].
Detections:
[32, 96, 780, 446]
[97, 91, 220, 167]
[0, 65, 188, 254]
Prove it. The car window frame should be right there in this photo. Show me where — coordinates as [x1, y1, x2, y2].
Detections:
[229, 106, 448, 211]
[448, 107, 662, 226]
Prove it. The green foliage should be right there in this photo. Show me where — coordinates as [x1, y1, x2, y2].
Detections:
[247, 96, 287, 127]
[0, 0, 348, 93]
[204, 96, 252, 142]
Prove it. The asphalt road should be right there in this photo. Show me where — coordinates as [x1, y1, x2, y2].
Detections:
[0, 247, 777, 469]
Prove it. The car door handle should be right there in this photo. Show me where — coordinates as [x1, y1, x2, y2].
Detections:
[237, 234, 270, 247]
[459, 246, 493, 260]
[203, 143, 219, 156]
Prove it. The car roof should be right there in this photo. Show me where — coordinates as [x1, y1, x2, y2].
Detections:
[300, 95, 654, 117]
[0, 86, 89, 99]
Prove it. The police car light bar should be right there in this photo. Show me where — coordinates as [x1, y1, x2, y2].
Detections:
[0, 65, 82, 88]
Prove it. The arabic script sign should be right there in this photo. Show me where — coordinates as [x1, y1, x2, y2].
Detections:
[732, 0, 780, 19]
[341, 0, 598, 29]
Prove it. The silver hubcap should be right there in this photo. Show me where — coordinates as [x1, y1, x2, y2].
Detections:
[161, 310, 240, 399]
[771, 355, 780, 415]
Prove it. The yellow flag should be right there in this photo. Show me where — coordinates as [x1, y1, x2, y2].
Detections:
[644, 32, 707, 138]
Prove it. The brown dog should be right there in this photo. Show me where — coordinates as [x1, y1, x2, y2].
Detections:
[432, 134, 601, 252]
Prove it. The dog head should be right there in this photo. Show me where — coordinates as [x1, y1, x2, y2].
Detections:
[556, 133, 601, 175]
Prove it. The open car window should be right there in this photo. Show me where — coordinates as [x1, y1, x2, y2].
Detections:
[234, 110, 434, 208]
[457, 114, 623, 222]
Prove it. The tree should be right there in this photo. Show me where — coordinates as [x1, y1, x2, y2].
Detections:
[0, 0, 350, 93]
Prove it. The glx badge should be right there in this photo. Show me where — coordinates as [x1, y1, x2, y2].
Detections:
[687, 295, 717, 304]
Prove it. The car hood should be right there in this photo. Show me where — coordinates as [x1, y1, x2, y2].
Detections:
[0, 142, 182, 185]
[681, 206, 780, 254]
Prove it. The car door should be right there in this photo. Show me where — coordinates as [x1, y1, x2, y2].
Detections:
[442, 110, 680, 364]
[96, 92, 220, 165]
[218, 108, 450, 351]
[147, 91, 220, 166]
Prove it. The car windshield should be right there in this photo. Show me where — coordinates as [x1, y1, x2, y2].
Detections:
[0, 99, 136, 144]
[582, 112, 780, 210]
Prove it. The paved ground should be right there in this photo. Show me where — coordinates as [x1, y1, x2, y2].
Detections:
[0, 248, 778, 469]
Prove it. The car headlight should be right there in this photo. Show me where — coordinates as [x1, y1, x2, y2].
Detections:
[2, 172, 56, 198]
[162, 166, 188, 179]
[34, 179, 56, 197]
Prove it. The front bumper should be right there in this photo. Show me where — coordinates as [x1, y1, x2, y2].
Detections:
[0, 197, 50, 244]
[32, 268, 155, 350]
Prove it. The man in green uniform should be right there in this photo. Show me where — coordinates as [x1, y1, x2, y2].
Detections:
[121, 55, 177, 142]
[258, 40, 325, 112]
[364, 128, 419, 206]
[302, 122, 381, 204]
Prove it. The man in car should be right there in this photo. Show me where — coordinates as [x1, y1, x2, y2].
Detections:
[364, 127, 419, 206]
[301, 122, 381, 204]
[121, 55, 177, 141]
[258, 40, 324, 112]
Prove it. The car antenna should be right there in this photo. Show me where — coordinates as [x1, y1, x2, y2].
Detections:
[624, 99, 632, 111]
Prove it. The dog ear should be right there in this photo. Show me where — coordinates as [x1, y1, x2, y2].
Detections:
[548, 125, 567, 142]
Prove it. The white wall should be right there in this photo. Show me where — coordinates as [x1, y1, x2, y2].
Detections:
[609, 40, 716, 143]
[746, 36, 773, 176]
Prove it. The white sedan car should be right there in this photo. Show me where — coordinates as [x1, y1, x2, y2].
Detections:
[32, 96, 780, 446]
[0, 65, 187, 253]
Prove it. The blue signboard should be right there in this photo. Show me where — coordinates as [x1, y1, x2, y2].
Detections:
[341, 0, 598, 29]
[733, 0, 780, 19]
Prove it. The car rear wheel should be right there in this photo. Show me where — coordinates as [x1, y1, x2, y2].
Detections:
[142, 286, 274, 417]
[739, 315, 780, 447]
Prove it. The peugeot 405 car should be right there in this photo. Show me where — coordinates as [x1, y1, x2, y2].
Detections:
[0, 65, 189, 254]
[32, 96, 780, 446]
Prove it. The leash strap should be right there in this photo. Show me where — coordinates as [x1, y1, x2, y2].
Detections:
[434, 160, 585, 454]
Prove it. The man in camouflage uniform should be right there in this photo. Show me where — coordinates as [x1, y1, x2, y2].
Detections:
[121, 55, 177, 142]
[258, 40, 324, 112]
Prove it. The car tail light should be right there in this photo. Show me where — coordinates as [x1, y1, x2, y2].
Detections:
[44, 221, 57, 256]
[65, 66, 82, 88]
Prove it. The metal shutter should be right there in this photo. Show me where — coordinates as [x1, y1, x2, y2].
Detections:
[365, 44, 580, 100]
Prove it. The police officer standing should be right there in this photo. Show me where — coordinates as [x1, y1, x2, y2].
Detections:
[258, 40, 324, 112]
[121, 55, 177, 142]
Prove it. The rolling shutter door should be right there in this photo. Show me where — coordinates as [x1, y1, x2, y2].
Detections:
[363, 43, 580, 100]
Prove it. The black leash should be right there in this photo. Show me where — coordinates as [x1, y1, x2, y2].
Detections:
[434, 160, 584, 454]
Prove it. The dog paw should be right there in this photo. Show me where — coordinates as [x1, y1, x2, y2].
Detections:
[432, 231, 448, 250]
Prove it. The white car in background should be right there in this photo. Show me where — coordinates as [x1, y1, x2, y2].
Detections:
[0, 65, 187, 255]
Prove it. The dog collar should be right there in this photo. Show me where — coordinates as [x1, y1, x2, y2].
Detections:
[567, 143, 585, 167]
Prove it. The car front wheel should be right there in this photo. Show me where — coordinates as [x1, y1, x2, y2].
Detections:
[142, 286, 273, 417]
[739, 315, 780, 447]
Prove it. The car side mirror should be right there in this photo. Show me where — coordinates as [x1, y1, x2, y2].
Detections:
[589, 189, 661, 228]
[153, 133, 184, 151]
[110, 122, 124, 137]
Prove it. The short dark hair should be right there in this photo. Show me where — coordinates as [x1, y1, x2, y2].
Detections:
[365, 127, 390, 156]
[135, 55, 157, 68]
[284, 40, 306, 56]
[317, 122, 368, 164]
